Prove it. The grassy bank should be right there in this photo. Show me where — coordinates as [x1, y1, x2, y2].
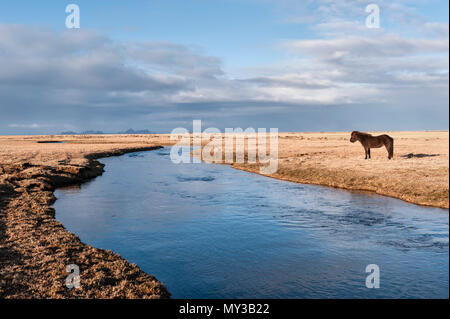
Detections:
[0, 131, 447, 298]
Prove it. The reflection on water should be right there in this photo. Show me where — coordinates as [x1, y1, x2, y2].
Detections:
[54, 149, 449, 298]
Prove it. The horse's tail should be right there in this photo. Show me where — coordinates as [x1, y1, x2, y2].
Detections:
[387, 137, 394, 159]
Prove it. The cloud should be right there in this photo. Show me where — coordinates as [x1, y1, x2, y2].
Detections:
[423, 22, 450, 38]
[0, 11, 448, 135]
[124, 42, 224, 78]
[0, 25, 193, 98]
[8, 123, 45, 129]
[283, 34, 449, 57]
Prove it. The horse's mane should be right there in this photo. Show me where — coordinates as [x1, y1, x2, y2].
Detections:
[353, 131, 373, 137]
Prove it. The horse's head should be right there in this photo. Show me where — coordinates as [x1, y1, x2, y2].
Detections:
[350, 131, 359, 143]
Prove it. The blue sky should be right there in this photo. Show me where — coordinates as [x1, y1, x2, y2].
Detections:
[0, 0, 448, 134]
[1, 0, 447, 70]
[0, 0, 315, 71]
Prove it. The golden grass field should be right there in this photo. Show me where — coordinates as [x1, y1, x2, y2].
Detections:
[215, 131, 449, 209]
[0, 131, 448, 298]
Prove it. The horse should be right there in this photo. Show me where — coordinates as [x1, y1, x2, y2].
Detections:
[350, 131, 394, 159]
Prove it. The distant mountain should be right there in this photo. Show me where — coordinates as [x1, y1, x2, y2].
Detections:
[60, 130, 104, 135]
[81, 130, 105, 135]
[119, 128, 153, 134]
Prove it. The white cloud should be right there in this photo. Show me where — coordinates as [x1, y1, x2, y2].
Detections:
[0, 9, 448, 134]
[8, 123, 52, 129]
[423, 22, 449, 38]
[283, 34, 449, 57]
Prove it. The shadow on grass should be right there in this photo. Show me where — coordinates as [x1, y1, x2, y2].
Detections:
[402, 153, 440, 159]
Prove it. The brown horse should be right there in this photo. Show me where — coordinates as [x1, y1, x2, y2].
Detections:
[350, 131, 394, 159]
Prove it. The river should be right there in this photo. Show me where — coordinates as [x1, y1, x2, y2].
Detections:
[53, 148, 449, 298]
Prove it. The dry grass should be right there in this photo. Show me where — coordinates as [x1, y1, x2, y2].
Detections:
[0, 131, 448, 298]
[195, 131, 449, 209]
[0, 135, 172, 298]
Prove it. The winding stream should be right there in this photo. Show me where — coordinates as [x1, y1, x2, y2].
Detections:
[54, 148, 449, 298]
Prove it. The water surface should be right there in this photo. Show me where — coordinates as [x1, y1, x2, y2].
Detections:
[54, 149, 449, 298]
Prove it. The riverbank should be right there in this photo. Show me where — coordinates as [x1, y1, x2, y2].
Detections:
[228, 131, 449, 209]
[0, 135, 173, 298]
[0, 131, 448, 297]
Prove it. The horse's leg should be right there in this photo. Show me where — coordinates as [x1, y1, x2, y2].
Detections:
[364, 147, 368, 159]
[368, 148, 371, 159]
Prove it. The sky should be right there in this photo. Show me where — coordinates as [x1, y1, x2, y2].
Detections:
[0, 0, 448, 134]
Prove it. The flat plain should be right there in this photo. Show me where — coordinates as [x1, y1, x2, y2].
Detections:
[0, 131, 448, 298]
